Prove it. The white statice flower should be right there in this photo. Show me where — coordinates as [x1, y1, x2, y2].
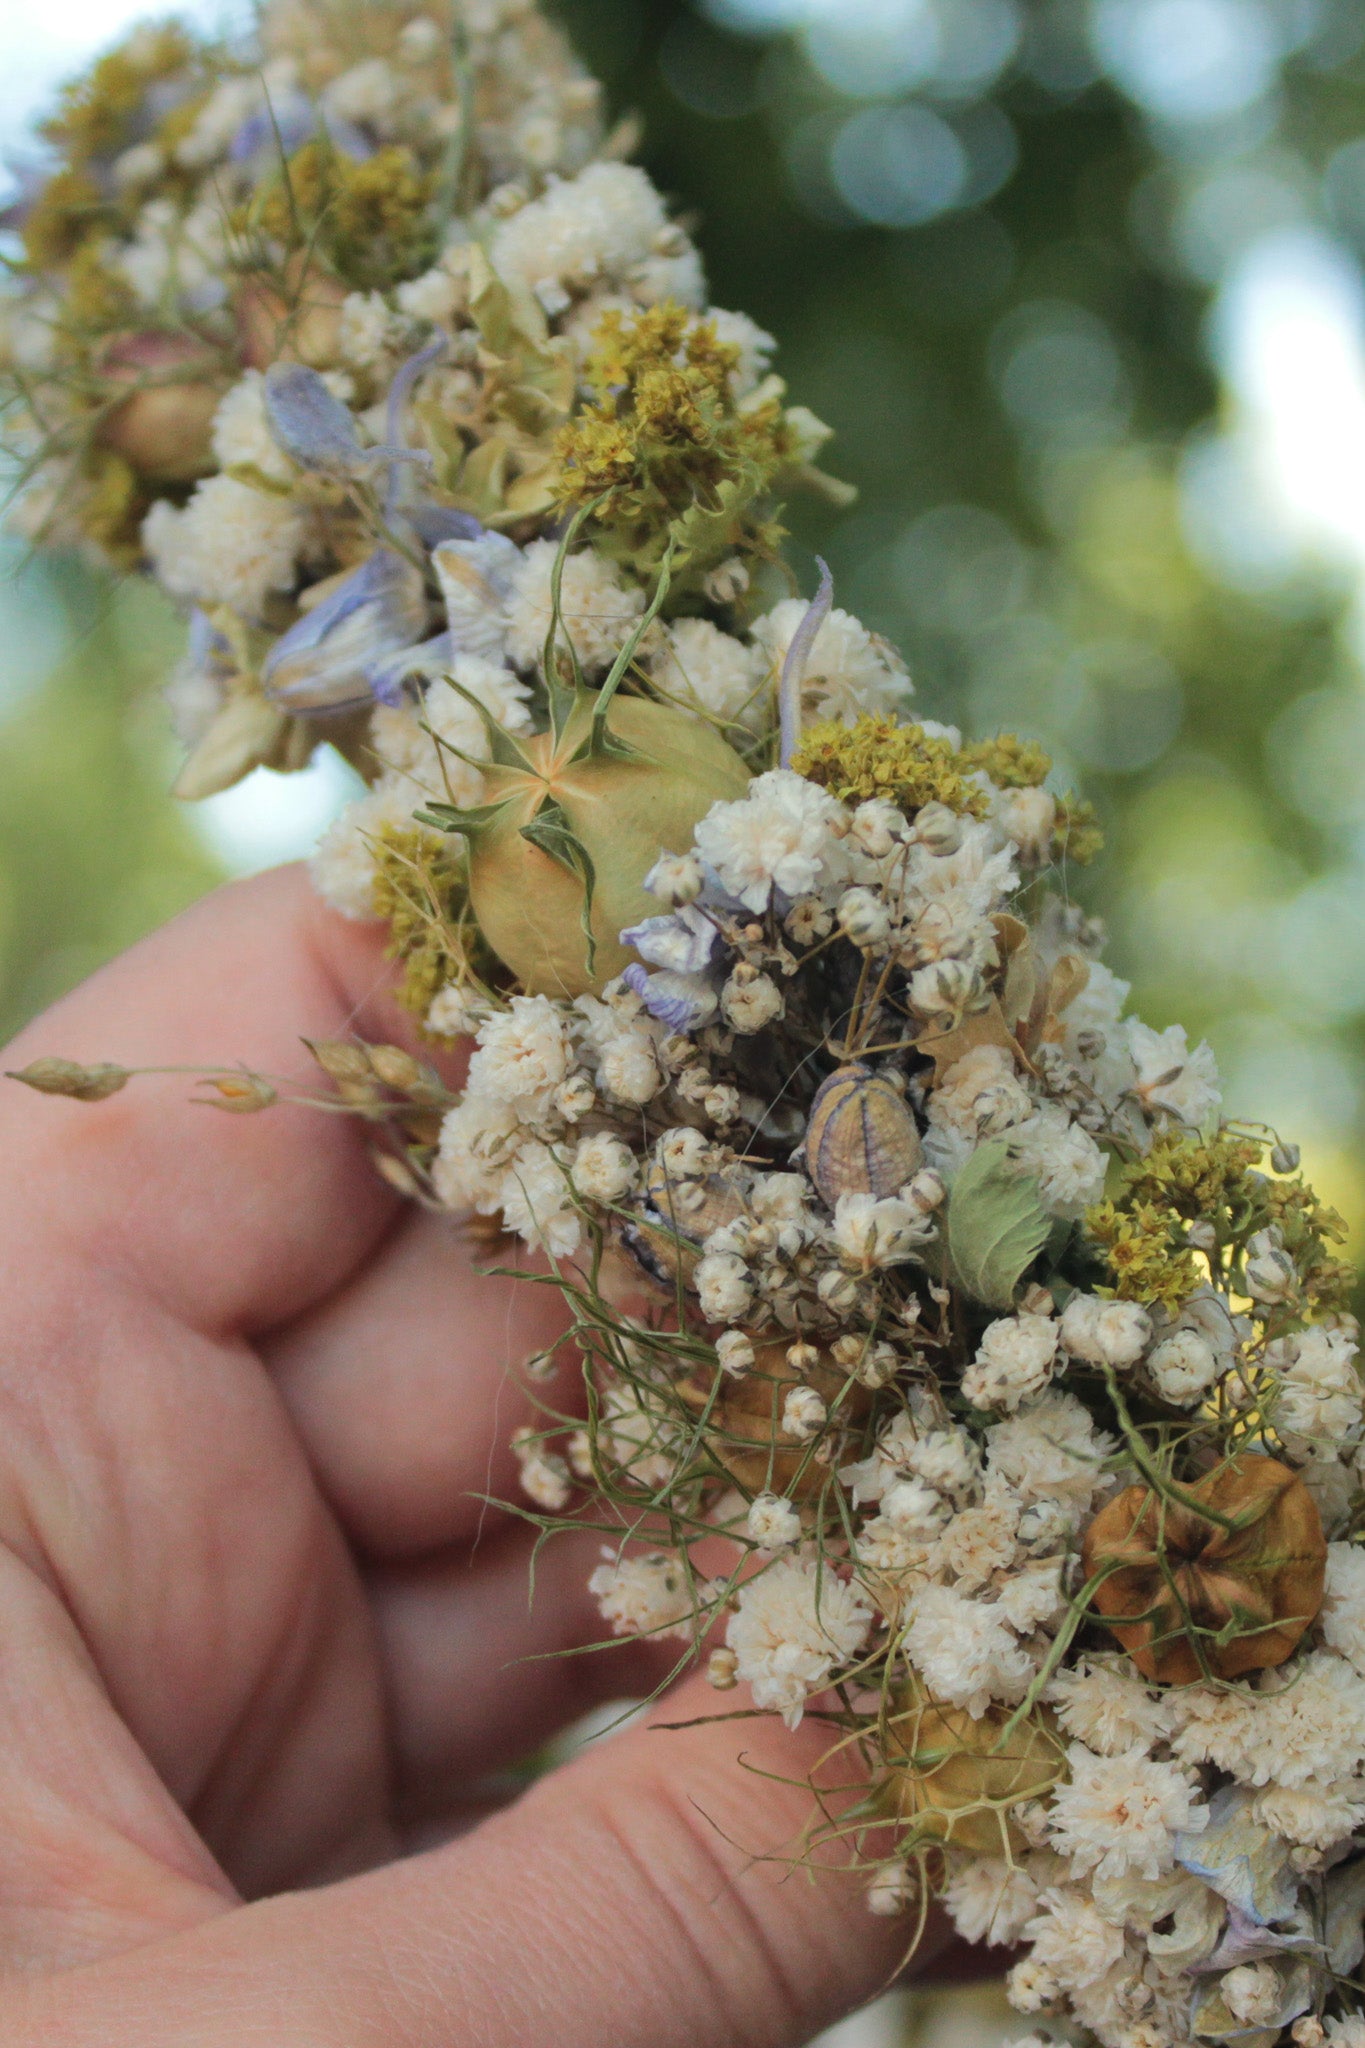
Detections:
[943, 1858, 1039, 1948]
[695, 1250, 754, 1324]
[903, 1584, 1037, 1718]
[504, 539, 645, 676]
[1126, 1019, 1221, 1126]
[1047, 1745, 1207, 1882]
[749, 599, 909, 726]
[466, 993, 573, 1119]
[963, 1314, 1059, 1413]
[1322, 1541, 1365, 1674]
[646, 616, 767, 731]
[1009, 1105, 1107, 1219]
[589, 1548, 696, 1639]
[986, 1392, 1117, 1517]
[694, 769, 848, 913]
[726, 1557, 873, 1727]
[831, 1191, 932, 1271]
[571, 1131, 637, 1204]
[1045, 1658, 1171, 1758]
[491, 161, 703, 314]
[498, 1140, 580, 1259]
[310, 778, 433, 919]
[746, 1492, 802, 1550]
[210, 370, 295, 482]
[1250, 1776, 1365, 1851]
[144, 475, 309, 620]
[1266, 1325, 1363, 1460]
[1059, 1294, 1152, 1370]
[1021, 1886, 1126, 1992]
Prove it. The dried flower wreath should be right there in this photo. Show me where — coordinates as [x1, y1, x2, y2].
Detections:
[5, 8, 1365, 2046]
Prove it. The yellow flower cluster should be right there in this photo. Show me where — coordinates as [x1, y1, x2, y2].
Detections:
[244, 142, 436, 295]
[792, 715, 991, 816]
[554, 304, 798, 577]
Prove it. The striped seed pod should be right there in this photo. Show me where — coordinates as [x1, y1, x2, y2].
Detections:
[804, 1063, 922, 1209]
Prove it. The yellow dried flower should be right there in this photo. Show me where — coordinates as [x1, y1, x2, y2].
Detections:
[1052, 794, 1103, 865]
[248, 143, 434, 294]
[555, 302, 797, 575]
[960, 733, 1053, 788]
[21, 169, 106, 270]
[792, 714, 989, 817]
[1084, 1197, 1202, 1314]
[41, 25, 195, 167]
[370, 826, 477, 1019]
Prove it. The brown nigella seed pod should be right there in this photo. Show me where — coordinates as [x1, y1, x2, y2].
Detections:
[881, 1678, 1066, 1855]
[1082, 1453, 1327, 1686]
[804, 1063, 922, 1209]
[620, 1162, 748, 1289]
[679, 1337, 868, 1498]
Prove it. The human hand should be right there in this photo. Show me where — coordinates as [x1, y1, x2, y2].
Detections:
[0, 866, 961, 2048]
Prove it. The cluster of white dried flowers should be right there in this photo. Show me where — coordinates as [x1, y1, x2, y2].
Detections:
[6, 8, 1365, 2047]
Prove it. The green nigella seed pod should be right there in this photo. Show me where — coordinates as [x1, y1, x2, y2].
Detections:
[438, 689, 750, 998]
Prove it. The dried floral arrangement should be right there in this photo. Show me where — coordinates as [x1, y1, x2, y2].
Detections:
[5, 7, 1365, 2048]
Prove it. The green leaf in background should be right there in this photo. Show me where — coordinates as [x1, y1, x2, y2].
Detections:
[946, 1140, 1051, 1310]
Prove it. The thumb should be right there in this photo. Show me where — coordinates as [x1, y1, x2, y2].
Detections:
[11, 1675, 932, 2048]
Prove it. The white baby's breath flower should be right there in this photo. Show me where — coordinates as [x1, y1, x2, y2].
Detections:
[1322, 1541, 1365, 1674]
[1047, 1745, 1206, 1882]
[646, 615, 766, 730]
[310, 778, 434, 920]
[943, 1858, 1039, 1947]
[782, 1385, 827, 1442]
[986, 1392, 1116, 1515]
[903, 1583, 1037, 1718]
[1266, 1325, 1363, 1458]
[512, 1426, 572, 1513]
[498, 1140, 580, 1259]
[1126, 1019, 1221, 1125]
[746, 1493, 802, 1550]
[597, 1030, 660, 1106]
[831, 1192, 931, 1271]
[491, 161, 703, 311]
[504, 539, 645, 676]
[1059, 1294, 1152, 1370]
[1045, 1657, 1171, 1757]
[211, 370, 295, 482]
[589, 1548, 697, 1639]
[1021, 1886, 1126, 1993]
[144, 475, 309, 621]
[694, 769, 848, 912]
[696, 1251, 754, 1324]
[716, 1329, 755, 1377]
[425, 982, 486, 1041]
[467, 994, 573, 1118]
[750, 599, 909, 726]
[963, 1313, 1059, 1413]
[571, 1131, 637, 1204]
[726, 1556, 872, 1727]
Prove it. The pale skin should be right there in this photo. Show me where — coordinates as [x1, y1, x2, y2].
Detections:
[0, 864, 974, 2047]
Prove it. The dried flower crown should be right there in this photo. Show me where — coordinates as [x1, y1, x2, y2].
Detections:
[5, 8, 1365, 2048]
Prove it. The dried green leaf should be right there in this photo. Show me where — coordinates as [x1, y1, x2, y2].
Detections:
[946, 1138, 1051, 1309]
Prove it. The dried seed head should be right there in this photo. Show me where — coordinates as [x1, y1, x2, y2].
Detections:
[1082, 1454, 1327, 1684]
[368, 1044, 429, 1093]
[9, 1057, 130, 1101]
[805, 1063, 923, 1207]
[706, 1646, 739, 1690]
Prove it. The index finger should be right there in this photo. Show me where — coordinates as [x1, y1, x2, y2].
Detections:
[3, 863, 420, 1337]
